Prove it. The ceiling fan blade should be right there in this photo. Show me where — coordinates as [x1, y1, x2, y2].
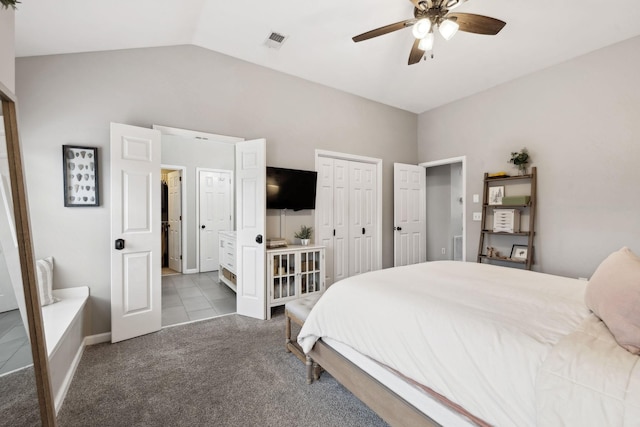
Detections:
[409, 0, 426, 11]
[352, 19, 415, 43]
[408, 39, 425, 65]
[447, 13, 506, 35]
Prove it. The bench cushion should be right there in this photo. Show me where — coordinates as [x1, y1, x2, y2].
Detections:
[286, 294, 322, 322]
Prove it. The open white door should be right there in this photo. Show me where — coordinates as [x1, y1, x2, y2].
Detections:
[167, 170, 182, 273]
[235, 139, 266, 320]
[111, 123, 161, 343]
[199, 169, 233, 272]
[394, 163, 427, 267]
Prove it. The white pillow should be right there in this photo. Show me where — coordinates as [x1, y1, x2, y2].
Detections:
[36, 257, 56, 306]
[585, 247, 640, 355]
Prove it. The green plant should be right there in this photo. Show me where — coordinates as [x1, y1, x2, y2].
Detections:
[509, 148, 530, 170]
[294, 225, 313, 240]
[1, 0, 20, 10]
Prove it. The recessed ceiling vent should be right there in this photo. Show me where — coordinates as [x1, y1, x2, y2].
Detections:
[264, 32, 288, 50]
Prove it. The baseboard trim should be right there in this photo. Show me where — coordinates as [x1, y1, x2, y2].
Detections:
[185, 268, 198, 274]
[85, 332, 111, 345]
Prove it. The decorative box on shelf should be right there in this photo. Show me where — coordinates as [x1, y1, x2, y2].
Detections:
[493, 209, 520, 233]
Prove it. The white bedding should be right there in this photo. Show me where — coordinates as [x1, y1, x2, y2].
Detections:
[298, 261, 591, 426]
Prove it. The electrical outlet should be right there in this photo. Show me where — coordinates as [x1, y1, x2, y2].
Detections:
[472, 212, 482, 221]
[441, 248, 446, 255]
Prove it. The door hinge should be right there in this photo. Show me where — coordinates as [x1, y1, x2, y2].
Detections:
[333, 229, 336, 236]
[180, 255, 183, 260]
[180, 215, 182, 221]
[179, 176, 182, 181]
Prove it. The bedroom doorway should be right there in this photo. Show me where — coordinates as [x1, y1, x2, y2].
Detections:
[420, 157, 466, 262]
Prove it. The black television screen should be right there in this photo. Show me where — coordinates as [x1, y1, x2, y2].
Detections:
[266, 167, 318, 211]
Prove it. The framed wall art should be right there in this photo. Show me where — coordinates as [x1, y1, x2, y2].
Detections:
[488, 186, 504, 205]
[62, 145, 99, 207]
[510, 244, 528, 261]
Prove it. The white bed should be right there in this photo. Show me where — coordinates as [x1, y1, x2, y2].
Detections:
[298, 261, 640, 426]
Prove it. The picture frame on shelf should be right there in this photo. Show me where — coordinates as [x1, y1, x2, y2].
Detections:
[62, 145, 99, 207]
[510, 244, 528, 261]
[488, 186, 504, 205]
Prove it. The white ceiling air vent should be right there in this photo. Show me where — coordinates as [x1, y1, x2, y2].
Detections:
[264, 32, 288, 50]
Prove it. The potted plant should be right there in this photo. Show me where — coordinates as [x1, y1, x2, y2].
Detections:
[294, 225, 313, 246]
[509, 148, 530, 175]
[1, 0, 20, 9]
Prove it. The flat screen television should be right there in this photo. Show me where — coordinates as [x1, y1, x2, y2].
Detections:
[266, 167, 318, 211]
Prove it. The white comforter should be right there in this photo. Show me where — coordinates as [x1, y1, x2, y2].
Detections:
[298, 261, 590, 426]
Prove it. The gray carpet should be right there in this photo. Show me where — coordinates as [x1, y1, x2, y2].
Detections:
[57, 312, 389, 427]
[0, 367, 41, 427]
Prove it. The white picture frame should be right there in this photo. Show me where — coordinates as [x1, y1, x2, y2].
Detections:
[510, 244, 528, 261]
[488, 186, 504, 205]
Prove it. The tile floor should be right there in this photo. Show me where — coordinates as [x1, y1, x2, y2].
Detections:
[162, 271, 236, 327]
[0, 310, 33, 376]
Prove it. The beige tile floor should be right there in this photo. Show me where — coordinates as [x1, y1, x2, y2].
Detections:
[162, 270, 236, 327]
[0, 310, 33, 376]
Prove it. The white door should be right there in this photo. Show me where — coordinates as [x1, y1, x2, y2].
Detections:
[110, 123, 161, 343]
[333, 160, 349, 282]
[348, 162, 377, 276]
[316, 157, 335, 286]
[167, 170, 182, 273]
[199, 169, 233, 272]
[394, 163, 427, 266]
[235, 139, 266, 319]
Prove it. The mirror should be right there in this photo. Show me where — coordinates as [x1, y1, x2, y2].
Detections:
[0, 88, 56, 425]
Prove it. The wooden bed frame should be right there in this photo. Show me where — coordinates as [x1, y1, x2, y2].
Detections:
[308, 339, 440, 427]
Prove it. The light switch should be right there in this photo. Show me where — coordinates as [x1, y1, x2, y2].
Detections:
[473, 194, 480, 203]
[472, 212, 482, 221]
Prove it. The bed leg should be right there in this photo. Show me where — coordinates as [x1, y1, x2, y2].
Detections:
[285, 310, 292, 352]
[306, 355, 313, 384]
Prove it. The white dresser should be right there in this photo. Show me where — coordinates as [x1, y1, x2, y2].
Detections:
[218, 231, 237, 292]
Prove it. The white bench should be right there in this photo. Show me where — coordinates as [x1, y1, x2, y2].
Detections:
[42, 286, 89, 413]
[284, 293, 322, 384]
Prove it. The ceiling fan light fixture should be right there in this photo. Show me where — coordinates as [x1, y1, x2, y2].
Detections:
[418, 32, 434, 51]
[412, 18, 432, 39]
[445, 0, 461, 10]
[439, 19, 459, 40]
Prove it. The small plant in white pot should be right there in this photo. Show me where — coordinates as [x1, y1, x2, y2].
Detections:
[294, 225, 313, 246]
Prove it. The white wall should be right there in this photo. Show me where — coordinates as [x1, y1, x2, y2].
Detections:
[418, 36, 640, 279]
[0, 7, 15, 93]
[15, 45, 417, 334]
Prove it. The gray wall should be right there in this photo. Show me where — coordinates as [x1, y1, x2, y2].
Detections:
[425, 165, 451, 261]
[418, 35, 640, 279]
[0, 8, 15, 93]
[15, 45, 418, 335]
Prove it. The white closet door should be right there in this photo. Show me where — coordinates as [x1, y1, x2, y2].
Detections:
[316, 157, 335, 286]
[167, 170, 182, 273]
[348, 161, 377, 277]
[333, 159, 349, 283]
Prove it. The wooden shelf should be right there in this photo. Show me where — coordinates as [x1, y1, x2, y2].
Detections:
[481, 230, 532, 236]
[484, 174, 534, 182]
[477, 167, 537, 270]
[478, 255, 526, 264]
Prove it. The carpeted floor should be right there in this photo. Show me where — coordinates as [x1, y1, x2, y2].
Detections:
[57, 312, 389, 427]
[0, 367, 40, 427]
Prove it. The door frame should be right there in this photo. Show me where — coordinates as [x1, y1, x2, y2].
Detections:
[419, 156, 467, 262]
[314, 149, 383, 272]
[195, 167, 234, 273]
[161, 164, 187, 273]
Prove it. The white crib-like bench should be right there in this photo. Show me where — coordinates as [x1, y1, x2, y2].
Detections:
[41, 286, 89, 413]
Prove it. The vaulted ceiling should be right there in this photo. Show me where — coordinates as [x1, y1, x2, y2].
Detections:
[14, 0, 640, 113]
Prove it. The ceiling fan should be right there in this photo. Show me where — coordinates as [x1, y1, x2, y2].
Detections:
[352, 0, 506, 65]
